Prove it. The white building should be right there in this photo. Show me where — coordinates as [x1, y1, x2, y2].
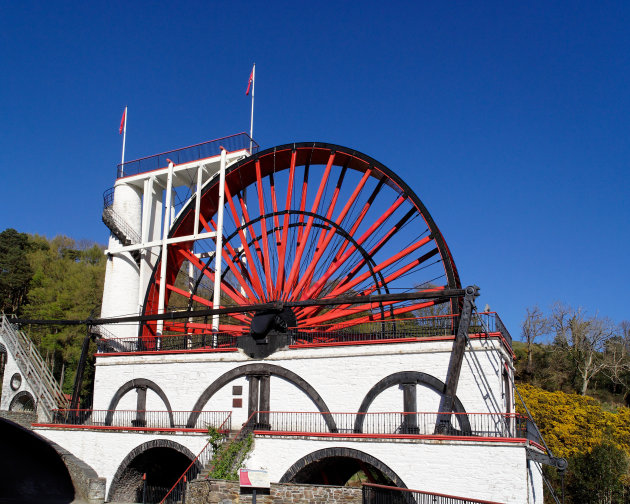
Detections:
[2, 136, 550, 504]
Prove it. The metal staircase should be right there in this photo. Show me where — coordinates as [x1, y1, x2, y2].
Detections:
[0, 315, 69, 418]
[102, 187, 141, 265]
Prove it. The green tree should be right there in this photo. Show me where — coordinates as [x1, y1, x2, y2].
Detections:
[0, 228, 33, 315]
[22, 235, 106, 401]
[567, 440, 629, 504]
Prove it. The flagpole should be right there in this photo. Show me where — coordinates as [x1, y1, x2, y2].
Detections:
[243, 64, 255, 296]
[121, 106, 128, 176]
[249, 63, 255, 153]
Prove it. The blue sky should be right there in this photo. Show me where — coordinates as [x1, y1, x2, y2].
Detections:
[1, 1, 628, 334]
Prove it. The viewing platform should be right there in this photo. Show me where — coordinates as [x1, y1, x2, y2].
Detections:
[115, 132, 257, 181]
[34, 409, 232, 433]
[94, 312, 514, 357]
[32, 409, 543, 448]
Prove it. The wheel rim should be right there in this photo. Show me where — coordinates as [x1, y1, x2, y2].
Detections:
[141, 143, 461, 337]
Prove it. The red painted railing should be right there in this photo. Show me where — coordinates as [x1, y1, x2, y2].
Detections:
[250, 411, 530, 441]
[35, 409, 231, 433]
[160, 411, 258, 504]
[363, 483, 506, 504]
[157, 435, 217, 504]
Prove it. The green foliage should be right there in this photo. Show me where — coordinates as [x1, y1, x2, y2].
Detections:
[0, 229, 106, 404]
[0, 228, 33, 315]
[567, 440, 629, 504]
[207, 427, 254, 481]
[517, 384, 630, 503]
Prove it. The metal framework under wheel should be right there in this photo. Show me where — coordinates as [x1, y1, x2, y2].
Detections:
[140, 143, 461, 338]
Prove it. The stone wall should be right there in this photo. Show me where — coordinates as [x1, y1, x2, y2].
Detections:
[0, 410, 36, 429]
[187, 479, 362, 504]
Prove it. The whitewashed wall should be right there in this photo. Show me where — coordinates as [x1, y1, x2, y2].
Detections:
[92, 338, 512, 418]
[247, 436, 542, 504]
[32, 428, 208, 497]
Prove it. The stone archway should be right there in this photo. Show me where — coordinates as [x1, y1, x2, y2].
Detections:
[280, 447, 407, 488]
[105, 378, 174, 427]
[187, 363, 336, 431]
[354, 371, 471, 434]
[108, 439, 199, 502]
[9, 390, 35, 412]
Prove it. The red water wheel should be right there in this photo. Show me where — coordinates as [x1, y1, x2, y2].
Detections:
[140, 143, 461, 338]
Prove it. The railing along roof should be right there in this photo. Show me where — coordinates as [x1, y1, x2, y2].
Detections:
[117, 132, 258, 178]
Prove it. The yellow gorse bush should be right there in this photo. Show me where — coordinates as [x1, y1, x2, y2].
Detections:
[517, 384, 630, 459]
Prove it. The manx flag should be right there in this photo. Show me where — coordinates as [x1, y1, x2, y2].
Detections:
[119, 108, 126, 134]
[246, 67, 254, 95]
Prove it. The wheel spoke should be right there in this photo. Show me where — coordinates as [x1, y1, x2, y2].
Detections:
[286, 152, 335, 299]
[255, 160, 275, 299]
[277, 150, 297, 299]
[224, 184, 267, 300]
[300, 299, 440, 327]
[141, 143, 461, 339]
[175, 249, 250, 313]
[236, 190, 267, 293]
[303, 195, 407, 300]
[198, 214, 259, 301]
[332, 177, 385, 262]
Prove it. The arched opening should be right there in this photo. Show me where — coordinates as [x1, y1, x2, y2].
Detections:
[108, 441, 198, 503]
[355, 371, 471, 434]
[9, 390, 35, 412]
[0, 417, 75, 503]
[188, 363, 335, 431]
[280, 448, 407, 488]
[105, 378, 174, 427]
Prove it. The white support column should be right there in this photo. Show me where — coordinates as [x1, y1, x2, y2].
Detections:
[156, 161, 175, 337]
[188, 260, 194, 293]
[100, 183, 142, 339]
[211, 149, 227, 334]
[193, 163, 203, 236]
[170, 188, 176, 225]
[138, 177, 153, 309]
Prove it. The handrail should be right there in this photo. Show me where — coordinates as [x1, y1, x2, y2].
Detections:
[0, 315, 68, 414]
[362, 483, 506, 504]
[159, 411, 243, 504]
[95, 313, 512, 355]
[251, 411, 528, 439]
[117, 132, 258, 178]
[96, 331, 239, 354]
[42, 408, 231, 432]
[2, 315, 66, 406]
[206, 411, 257, 478]
[102, 206, 141, 245]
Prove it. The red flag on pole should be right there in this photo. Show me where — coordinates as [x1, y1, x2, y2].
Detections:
[119, 108, 126, 134]
[246, 67, 254, 95]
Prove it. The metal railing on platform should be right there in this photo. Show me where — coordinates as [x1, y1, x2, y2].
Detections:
[290, 312, 512, 350]
[362, 483, 506, 504]
[94, 313, 512, 355]
[96, 332, 239, 354]
[252, 411, 528, 439]
[117, 132, 258, 178]
[43, 409, 232, 432]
